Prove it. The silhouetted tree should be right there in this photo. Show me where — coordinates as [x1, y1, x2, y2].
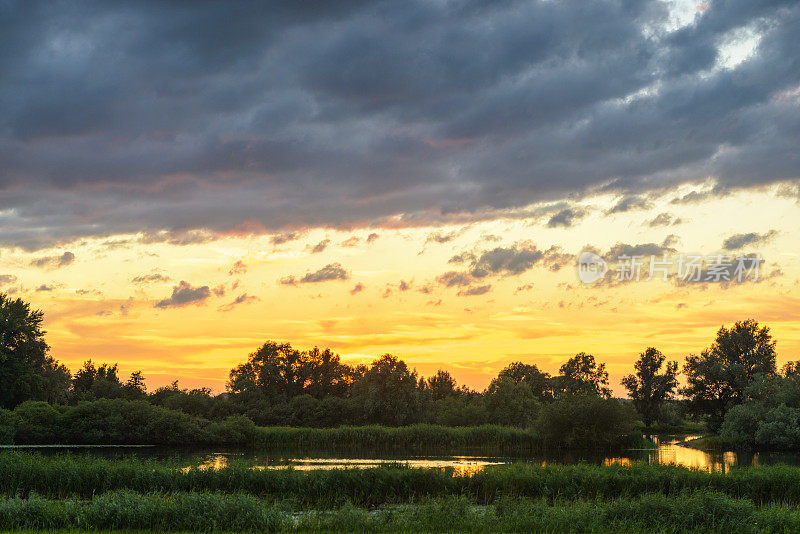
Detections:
[621, 347, 678, 428]
[493, 362, 552, 401]
[0, 294, 70, 408]
[682, 320, 777, 430]
[228, 342, 356, 401]
[72, 360, 123, 399]
[351, 354, 420, 425]
[553, 353, 611, 398]
[485, 376, 539, 427]
[425, 370, 458, 400]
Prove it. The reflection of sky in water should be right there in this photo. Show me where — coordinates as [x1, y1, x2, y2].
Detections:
[187, 435, 800, 474]
[13, 437, 800, 474]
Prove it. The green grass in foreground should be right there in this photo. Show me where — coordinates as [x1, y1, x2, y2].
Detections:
[7, 451, 800, 506]
[0, 490, 798, 533]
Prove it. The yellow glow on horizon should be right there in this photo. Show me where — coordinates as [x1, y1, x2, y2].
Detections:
[1, 185, 799, 395]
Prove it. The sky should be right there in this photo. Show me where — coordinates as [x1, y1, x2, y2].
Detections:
[1, 0, 799, 394]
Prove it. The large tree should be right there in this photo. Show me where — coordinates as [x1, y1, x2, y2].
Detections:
[0, 293, 70, 408]
[621, 347, 678, 428]
[491, 361, 552, 401]
[681, 320, 777, 430]
[228, 341, 355, 401]
[351, 354, 420, 426]
[553, 352, 612, 398]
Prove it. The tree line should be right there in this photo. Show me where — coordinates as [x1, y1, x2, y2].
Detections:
[1, 292, 796, 447]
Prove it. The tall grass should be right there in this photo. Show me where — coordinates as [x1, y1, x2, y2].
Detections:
[1, 491, 800, 532]
[6, 451, 800, 506]
[252, 424, 547, 449]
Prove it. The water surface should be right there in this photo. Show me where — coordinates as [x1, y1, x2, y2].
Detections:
[7, 434, 800, 473]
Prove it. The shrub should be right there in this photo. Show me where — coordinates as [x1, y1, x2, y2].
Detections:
[537, 395, 636, 448]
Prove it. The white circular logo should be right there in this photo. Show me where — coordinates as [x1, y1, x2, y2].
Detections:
[577, 251, 608, 284]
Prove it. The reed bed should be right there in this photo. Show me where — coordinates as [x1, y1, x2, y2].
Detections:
[0, 490, 799, 532]
[6, 451, 800, 507]
[252, 424, 547, 449]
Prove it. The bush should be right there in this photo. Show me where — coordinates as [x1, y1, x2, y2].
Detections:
[13, 401, 62, 443]
[206, 415, 258, 445]
[537, 395, 636, 448]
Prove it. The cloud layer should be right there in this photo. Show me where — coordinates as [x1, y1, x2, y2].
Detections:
[1, 0, 799, 249]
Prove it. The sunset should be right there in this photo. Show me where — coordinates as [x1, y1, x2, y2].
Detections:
[2, 0, 800, 531]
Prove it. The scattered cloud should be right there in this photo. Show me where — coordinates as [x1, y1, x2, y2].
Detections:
[722, 230, 778, 251]
[218, 293, 259, 312]
[457, 284, 492, 296]
[604, 240, 677, 262]
[229, 260, 247, 275]
[31, 252, 75, 269]
[310, 239, 331, 253]
[340, 236, 360, 248]
[35, 284, 55, 292]
[606, 196, 652, 215]
[426, 231, 457, 244]
[646, 212, 683, 227]
[436, 271, 474, 287]
[0, 275, 17, 286]
[349, 282, 365, 295]
[280, 263, 350, 285]
[515, 283, 534, 293]
[271, 232, 302, 245]
[132, 273, 170, 284]
[547, 208, 587, 228]
[154, 281, 212, 308]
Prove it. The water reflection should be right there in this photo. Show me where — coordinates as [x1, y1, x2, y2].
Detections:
[12, 435, 800, 473]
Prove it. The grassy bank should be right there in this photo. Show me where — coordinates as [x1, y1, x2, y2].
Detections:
[1, 490, 799, 532]
[251, 424, 550, 449]
[5, 451, 800, 506]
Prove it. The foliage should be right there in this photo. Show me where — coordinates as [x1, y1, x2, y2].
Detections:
[682, 320, 777, 430]
[552, 352, 612, 398]
[3, 490, 800, 533]
[228, 341, 357, 402]
[492, 362, 552, 401]
[0, 294, 71, 408]
[720, 372, 800, 450]
[350, 354, 421, 426]
[485, 376, 539, 427]
[537, 395, 637, 448]
[621, 347, 679, 427]
[12, 453, 800, 509]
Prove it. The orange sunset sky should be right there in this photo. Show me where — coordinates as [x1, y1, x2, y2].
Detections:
[1, 0, 799, 395]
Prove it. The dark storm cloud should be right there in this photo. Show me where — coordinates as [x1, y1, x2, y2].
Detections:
[154, 281, 212, 308]
[1, 0, 800, 248]
[721, 230, 778, 250]
[280, 263, 350, 285]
